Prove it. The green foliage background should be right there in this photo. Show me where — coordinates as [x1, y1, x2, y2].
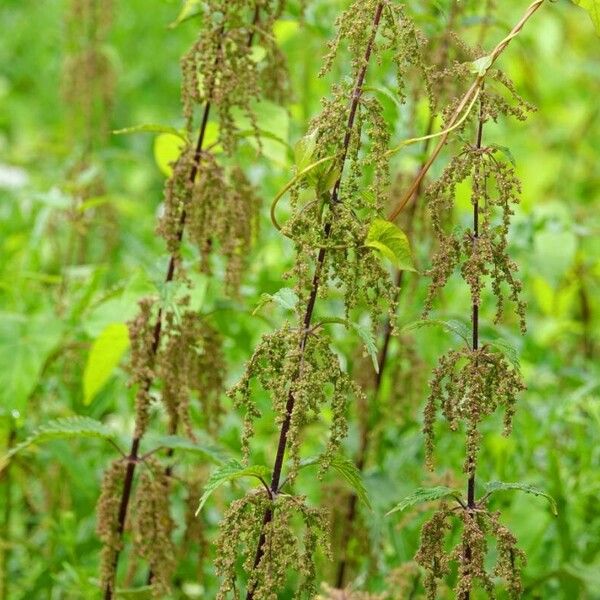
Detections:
[0, 0, 599, 598]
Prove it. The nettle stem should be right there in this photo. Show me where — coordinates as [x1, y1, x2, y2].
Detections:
[335, 4, 464, 583]
[463, 95, 485, 600]
[246, 5, 385, 598]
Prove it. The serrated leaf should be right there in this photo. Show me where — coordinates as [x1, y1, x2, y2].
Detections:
[402, 318, 471, 347]
[0, 417, 117, 470]
[490, 144, 516, 166]
[169, 0, 204, 28]
[487, 338, 520, 369]
[83, 323, 130, 405]
[196, 460, 271, 514]
[484, 481, 558, 516]
[148, 434, 227, 464]
[113, 124, 187, 140]
[349, 322, 379, 374]
[365, 219, 416, 271]
[572, 0, 600, 34]
[154, 133, 186, 177]
[254, 287, 298, 315]
[297, 455, 372, 509]
[386, 486, 460, 516]
[294, 131, 318, 172]
[470, 54, 494, 76]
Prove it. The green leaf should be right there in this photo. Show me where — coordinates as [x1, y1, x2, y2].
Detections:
[0, 417, 117, 470]
[572, 0, 600, 34]
[349, 322, 379, 374]
[402, 318, 471, 347]
[297, 455, 372, 509]
[487, 338, 520, 368]
[148, 434, 228, 464]
[365, 219, 416, 271]
[490, 144, 516, 166]
[484, 481, 558, 516]
[249, 45, 267, 63]
[83, 323, 130, 405]
[0, 311, 63, 414]
[195, 460, 271, 514]
[154, 133, 186, 177]
[169, 0, 204, 28]
[294, 131, 318, 172]
[386, 486, 460, 516]
[253, 287, 299, 315]
[113, 124, 187, 140]
[470, 54, 494, 76]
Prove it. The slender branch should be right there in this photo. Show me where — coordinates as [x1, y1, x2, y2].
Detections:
[462, 91, 485, 600]
[245, 5, 385, 598]
[387, 0, 546, 222]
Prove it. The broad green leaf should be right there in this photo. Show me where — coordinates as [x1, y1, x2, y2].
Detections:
[231, 100, 290, 165]
[484, 481, 558, 516]
[254, 287, 299, 315]
[169, 0, 204, 28]
[196, 460, 271, 514]
[572, 0, 600, 34]
[83, 323, 130, 405]
[148, 434, 227, 464]
[154, 133, 186, 177]
[365, 219, 416, 271]
[0, 311, 63, 414]
[297, 455, 372, 509]
[0, 416, 117, 470]
[470, 54, 494, 76]
[487, 338, 520, 368]
[490, 144, 516, 166]
[386, 486, 460, 516]
[349, 322, 379, 373]
[113, 123, 187, 140]
[402, 318, 471, 347]
[294, 131, 318, 172]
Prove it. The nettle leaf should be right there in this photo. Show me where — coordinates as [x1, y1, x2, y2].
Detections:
[169, 0, 204, 28]
[490, 144, 516, 166]
[254, 287, 299, 315]
[470, 54, 494, 76]
[484, 481, 558, 516]
[349, 322, 379, 373]
[402, 318, 471, 347]
[386, 486, 460, 516]
[154, 133, 186, 177]
[364, 219, 416, 271]
[572, 0, 600, 34]
[294, 131, 318, 172]
[298, 455, 372, 509]
[113, 123, 187, 140]
[487, 338, 520, 368]
[83, 323, 130, 405]
[196, 460, 271, 514]
[0, 417, 117, 470]
[148, 434, 227, 464]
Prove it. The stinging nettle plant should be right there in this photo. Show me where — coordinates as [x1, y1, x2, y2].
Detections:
[96, 1, 292, 597]
[203, 1, 431, 597]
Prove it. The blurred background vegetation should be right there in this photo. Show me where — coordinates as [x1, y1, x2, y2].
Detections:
[0, 0, 599, 598]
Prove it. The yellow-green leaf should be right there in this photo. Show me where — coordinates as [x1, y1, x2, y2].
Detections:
[365, 218, 416, 271]
[83, 323, 130, 405]
[153, 133, 186, 177]
[572, 0, 600, 34]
